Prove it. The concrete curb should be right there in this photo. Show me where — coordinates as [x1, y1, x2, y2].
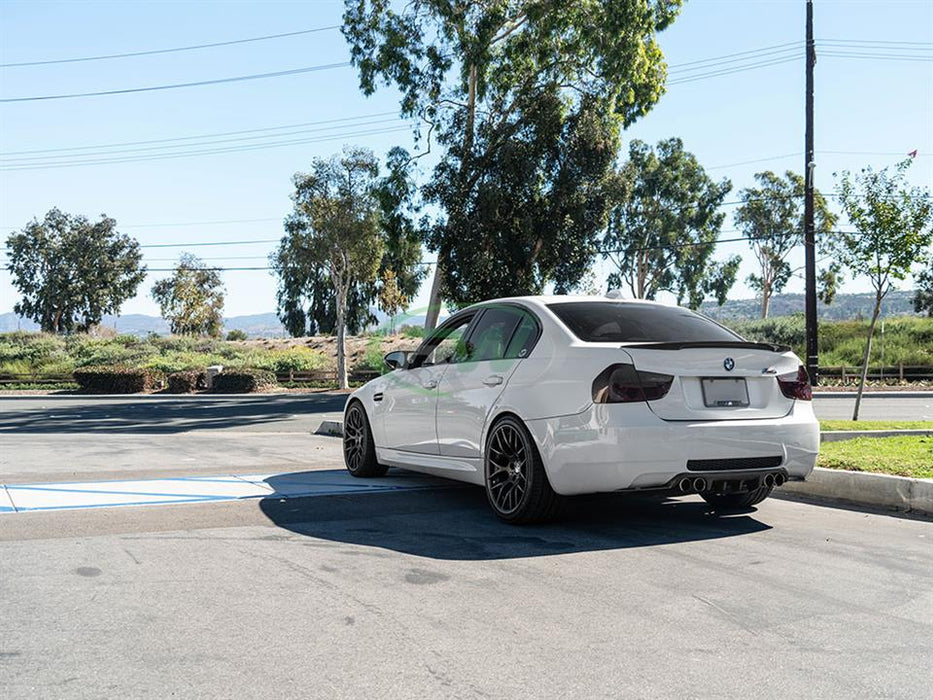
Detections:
[779, 467, 933, 516]
[813, 391, 933, 398]
[316, 419, 344, 437]
[821, 429, 933, 443]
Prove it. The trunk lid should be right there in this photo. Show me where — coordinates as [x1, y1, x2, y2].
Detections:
[621, 342, 799, 421]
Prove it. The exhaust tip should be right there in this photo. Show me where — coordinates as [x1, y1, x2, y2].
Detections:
[678, 477, 693, 493]
[693, 477, 707, 492]
[774, 473, 786, 487]
[764, 474, 776, 488]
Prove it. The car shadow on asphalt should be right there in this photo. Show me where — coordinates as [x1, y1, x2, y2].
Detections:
[0, 394, 347, 434]
[258, 472, 771, 561]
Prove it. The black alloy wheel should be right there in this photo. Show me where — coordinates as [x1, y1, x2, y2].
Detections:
[485, 416, 562, 524]
[343, 402, 387, 477]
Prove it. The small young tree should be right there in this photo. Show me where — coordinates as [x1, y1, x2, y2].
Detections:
[378, 269, 407, 334]
[5, 208, 145, 333]
[151, 253, 225, 337]
[831, 158, 933, 419]
[913, 253, 933, 317]
[281, 148, 384, 389]
[734, 171, 836, 318]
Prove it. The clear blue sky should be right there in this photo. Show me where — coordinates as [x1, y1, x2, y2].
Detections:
[1, 0, 931, 319]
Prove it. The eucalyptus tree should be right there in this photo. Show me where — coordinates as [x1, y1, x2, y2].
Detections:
[734, 170, 836, 318]
[274, 147, 385, 389]
[602, 138, 738, 309]
[342, 0, 684, 322]
[274, 147, 425, 338]
[151, 253, 225, 337]
[831, 157, 933, 419]
[5, 208, 145, 333]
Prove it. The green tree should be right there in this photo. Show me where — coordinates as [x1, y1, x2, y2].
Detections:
[274, 147, 385, 389]
[426, 91, 622, 305]
[602, 138, 739, 308]
[151, 253, 225, 337]
[274, 147, 424, 338]
[734, 170, 836, 318]
[5, 208, 145, 334]
[342, 0, 683, 324]
[913, 253, 933, 317]
[831, 158, 933, 419]
[378, 269, 407, 333]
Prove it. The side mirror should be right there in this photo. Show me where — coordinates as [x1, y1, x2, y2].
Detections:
[384, 350, 410, 370]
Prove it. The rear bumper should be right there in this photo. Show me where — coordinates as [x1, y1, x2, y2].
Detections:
[525, 401, 819, 496]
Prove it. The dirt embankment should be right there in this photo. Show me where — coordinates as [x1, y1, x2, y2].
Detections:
[233, 334, 424, 368]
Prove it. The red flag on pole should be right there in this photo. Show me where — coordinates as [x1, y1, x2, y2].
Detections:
[908, 149, 918, 158]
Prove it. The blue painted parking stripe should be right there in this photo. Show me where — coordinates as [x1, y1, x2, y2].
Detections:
[0, 469, 458, 514]
[5, 485, 233, 500]
[14, 496, 230, 512]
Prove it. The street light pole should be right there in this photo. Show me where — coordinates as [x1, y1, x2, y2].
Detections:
[804, 0, 819, 384]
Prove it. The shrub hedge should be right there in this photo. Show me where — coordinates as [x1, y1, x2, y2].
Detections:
[167, 370, 205, 393]
[211, 369, 277, 393]
[73, 367, 163, 394]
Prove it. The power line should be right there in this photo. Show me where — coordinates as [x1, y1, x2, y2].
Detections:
[139, 239, 280, 249]
[0, 117, 405, 164]
[0, 25, 341, 68]
[0, 111, 399, 157]
[667, 55, 803, 86]
[667, 42, 802, 71]
[0, 61, 351, 103]
[0, 124, 414, 171]
[667, 46, 801, 76]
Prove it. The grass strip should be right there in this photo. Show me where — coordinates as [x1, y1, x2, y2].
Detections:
[820, 420, 933, 432]
[817, 436, 933, 480]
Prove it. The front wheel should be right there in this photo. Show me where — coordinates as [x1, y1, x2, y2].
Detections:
[343, 402, 388, 478]
[484, 416, 563, 524]
[701, 482, 773, 510]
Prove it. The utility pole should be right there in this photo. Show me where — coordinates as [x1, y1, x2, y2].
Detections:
[803, 0, 819, 384]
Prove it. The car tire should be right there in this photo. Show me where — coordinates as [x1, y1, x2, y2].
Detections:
[484, 415, 563, 524]
[701, 482, 774, 510]
[343, 401, 388, 478]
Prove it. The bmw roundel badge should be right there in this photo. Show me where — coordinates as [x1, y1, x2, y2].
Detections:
[723, 357, 735, 371]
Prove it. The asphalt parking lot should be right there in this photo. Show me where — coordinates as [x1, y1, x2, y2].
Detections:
[1, 393, 931, 699]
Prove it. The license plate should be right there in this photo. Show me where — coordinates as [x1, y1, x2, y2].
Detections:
[701, 378, 749, 407]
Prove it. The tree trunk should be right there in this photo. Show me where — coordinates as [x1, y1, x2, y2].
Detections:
[761, 287, 771, 319]
[852, 291, 883, 421]
[335, 289, 348, 390]
[424, 264, 444, 332]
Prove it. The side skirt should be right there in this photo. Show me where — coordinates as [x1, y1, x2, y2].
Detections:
[375, 447, 485, 487]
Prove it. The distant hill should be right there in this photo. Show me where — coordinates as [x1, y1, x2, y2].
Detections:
[0, 312, 285, 337]
[0, 290, 920, 335]
[701, 290, 919, 321]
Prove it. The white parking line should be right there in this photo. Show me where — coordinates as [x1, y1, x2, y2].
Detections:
[0, 469, 455, 513]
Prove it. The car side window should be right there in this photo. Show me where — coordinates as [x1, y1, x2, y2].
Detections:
[459, 307, 523, 363]
[408, 314, 474, 369]
[504, 311, 541, 359]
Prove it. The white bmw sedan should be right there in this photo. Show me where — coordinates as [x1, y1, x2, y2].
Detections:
[343, 296, 819, 523]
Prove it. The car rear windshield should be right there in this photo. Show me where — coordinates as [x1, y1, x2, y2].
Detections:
[547, 302, 742, 343]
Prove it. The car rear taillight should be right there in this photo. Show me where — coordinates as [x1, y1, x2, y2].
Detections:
[592, 364, 674, 403]
[777, 365, 812, 401]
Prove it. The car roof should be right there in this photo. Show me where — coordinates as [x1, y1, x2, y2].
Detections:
[465, 295, 677, 312]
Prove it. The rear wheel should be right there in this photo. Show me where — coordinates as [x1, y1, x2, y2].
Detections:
[485, 416, 562, 524]
[343, 402, 388, 478]
[701, 482, 773, 510]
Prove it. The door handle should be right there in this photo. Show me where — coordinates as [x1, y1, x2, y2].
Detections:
[423, 379, 438, 389]
[483, 375, 504, 387]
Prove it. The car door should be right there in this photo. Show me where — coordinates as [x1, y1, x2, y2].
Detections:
[380, 312, 476, 455]
[435, 305, 540, 460]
